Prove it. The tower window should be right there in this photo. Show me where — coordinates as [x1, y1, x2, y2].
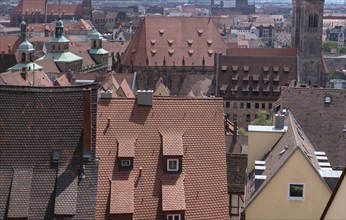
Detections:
[308, 14, 313, 28]
[22, 53, 26, 62]
[93, 40, 97, 48]
[313, 14, 318, 28]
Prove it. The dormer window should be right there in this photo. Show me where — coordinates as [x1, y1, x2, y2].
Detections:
[167, 159, 179, 172]
[121, 159, 131, 167]
[167, 214, 182, 220]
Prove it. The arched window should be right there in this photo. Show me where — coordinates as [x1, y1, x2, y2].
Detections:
[308, 14, 314, 28]
[314, 14, 318, 28]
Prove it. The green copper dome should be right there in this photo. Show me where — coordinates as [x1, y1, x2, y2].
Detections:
[56, 19, 64, 28]
[20, 20, 26, 26]
[18, 38, 35, 52]
[90, 30, 103, 40]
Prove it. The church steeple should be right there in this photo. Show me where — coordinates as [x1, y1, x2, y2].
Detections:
[55, 16, 64, 38]
[82, 0, 92, 20]
[20, 19, 27, 39]
[292, 0, 325, 87]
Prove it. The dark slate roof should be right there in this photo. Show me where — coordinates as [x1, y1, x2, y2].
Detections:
[245, 110, 331, 207]
[0, 84, 99, 219]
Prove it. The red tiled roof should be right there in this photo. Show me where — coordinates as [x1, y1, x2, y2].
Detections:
[116, 79, 135, 98]
[0, 35, 21, 54]
[96, 97, 229, 219]
[117, 138, 136, 158]
[162, 175, 186, 211]
[121, 17, 228, 67]
[15, 3, 82, 16]
[161, 131, 184, 156]
[110, 175, 135, 214]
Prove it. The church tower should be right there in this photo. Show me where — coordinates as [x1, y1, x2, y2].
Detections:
[291, 0, 325, 86]
[82, 0, 92, 21]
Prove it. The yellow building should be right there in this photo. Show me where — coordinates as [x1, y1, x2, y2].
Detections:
[320, 167, 346, 220]
[244, 111, 342, 220]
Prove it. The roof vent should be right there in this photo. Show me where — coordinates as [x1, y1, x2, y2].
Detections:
[101, 90, 113, 99]
[274, 114, 285, 129]
[137, 90, 153, 106]
[52, 151, 60, 164]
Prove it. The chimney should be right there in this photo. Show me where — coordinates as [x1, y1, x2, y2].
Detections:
[137, 90, 153, 106]
[82, 90, 92, 161]
[21, 67, 28, 80]
[274, 114, 285, 129]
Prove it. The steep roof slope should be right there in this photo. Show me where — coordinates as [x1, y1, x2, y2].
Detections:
[121, 17, 228, 67]
[0, 84, 99, 219]
[96, 97, 229, 219]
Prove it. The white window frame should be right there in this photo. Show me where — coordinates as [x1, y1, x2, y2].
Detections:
[121, 160, 131, 167]
[167, 159, 179, 172]
[288, 182, 305, 200]
[167, 214, 181, 220]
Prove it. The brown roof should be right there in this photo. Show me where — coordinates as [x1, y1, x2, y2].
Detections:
[121, 17, 228, 67]
[116, 79, 135, 98]
[0, 70, 53, 87]
[14, 1, 82, 16]
[110, 175, 135, 214]
[161, 131, 184, 156]
[96, 97, 229, 219]
[0, 35, 21, 54]
[280, 87, 346, 169]
[117, 138, 136, 158]
[35, 57, 60, 73]
[54, 74, 71, 86]
[162, 175, 186, 211]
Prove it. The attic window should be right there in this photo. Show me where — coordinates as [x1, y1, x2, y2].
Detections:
[187, 49, 194, 56]
[167, 214, 182, 220]
[197, 29, 204, 35]
[284, 66, 290, 73]
[151, 39, 157, 45]
[324, 95, 332, 105]
[232, 65, 239, 72]
[151, 49, 157, 55]
[168, 49, 175, 56]
[273, 66, 279, 72]
[243, 66, 250, 72]
[168, 39, 174, 44]
[207, 39, 213, 46]
[207, 49, 214, 56]
[187, 39, 193, 46]
[159, 29, 165, 35]
[131, 49, 136, 53]
[288, 183, 304, 200]
[167, 159, 179, 172]
[222, 65, 228, 71]
[263, 66, 269, 72]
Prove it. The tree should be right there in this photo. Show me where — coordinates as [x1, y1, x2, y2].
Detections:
[322, 41, 338, 52]
[329, 67, 335, 80]
[339, 47, 346, 54]
[237, 127, 248, 136]
[251, 110, 272, 126]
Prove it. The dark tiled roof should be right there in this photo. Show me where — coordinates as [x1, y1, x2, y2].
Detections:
[0, 84, 99, 219]
[245, 111, 329, 207]
[227, 153, 247, 193]
[280, 87, 346, 169]
[96, 97, 229, 219]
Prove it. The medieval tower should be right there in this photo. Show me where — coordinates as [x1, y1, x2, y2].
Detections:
[292, 0, 325, 86]
[82, 0, 92, 21]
